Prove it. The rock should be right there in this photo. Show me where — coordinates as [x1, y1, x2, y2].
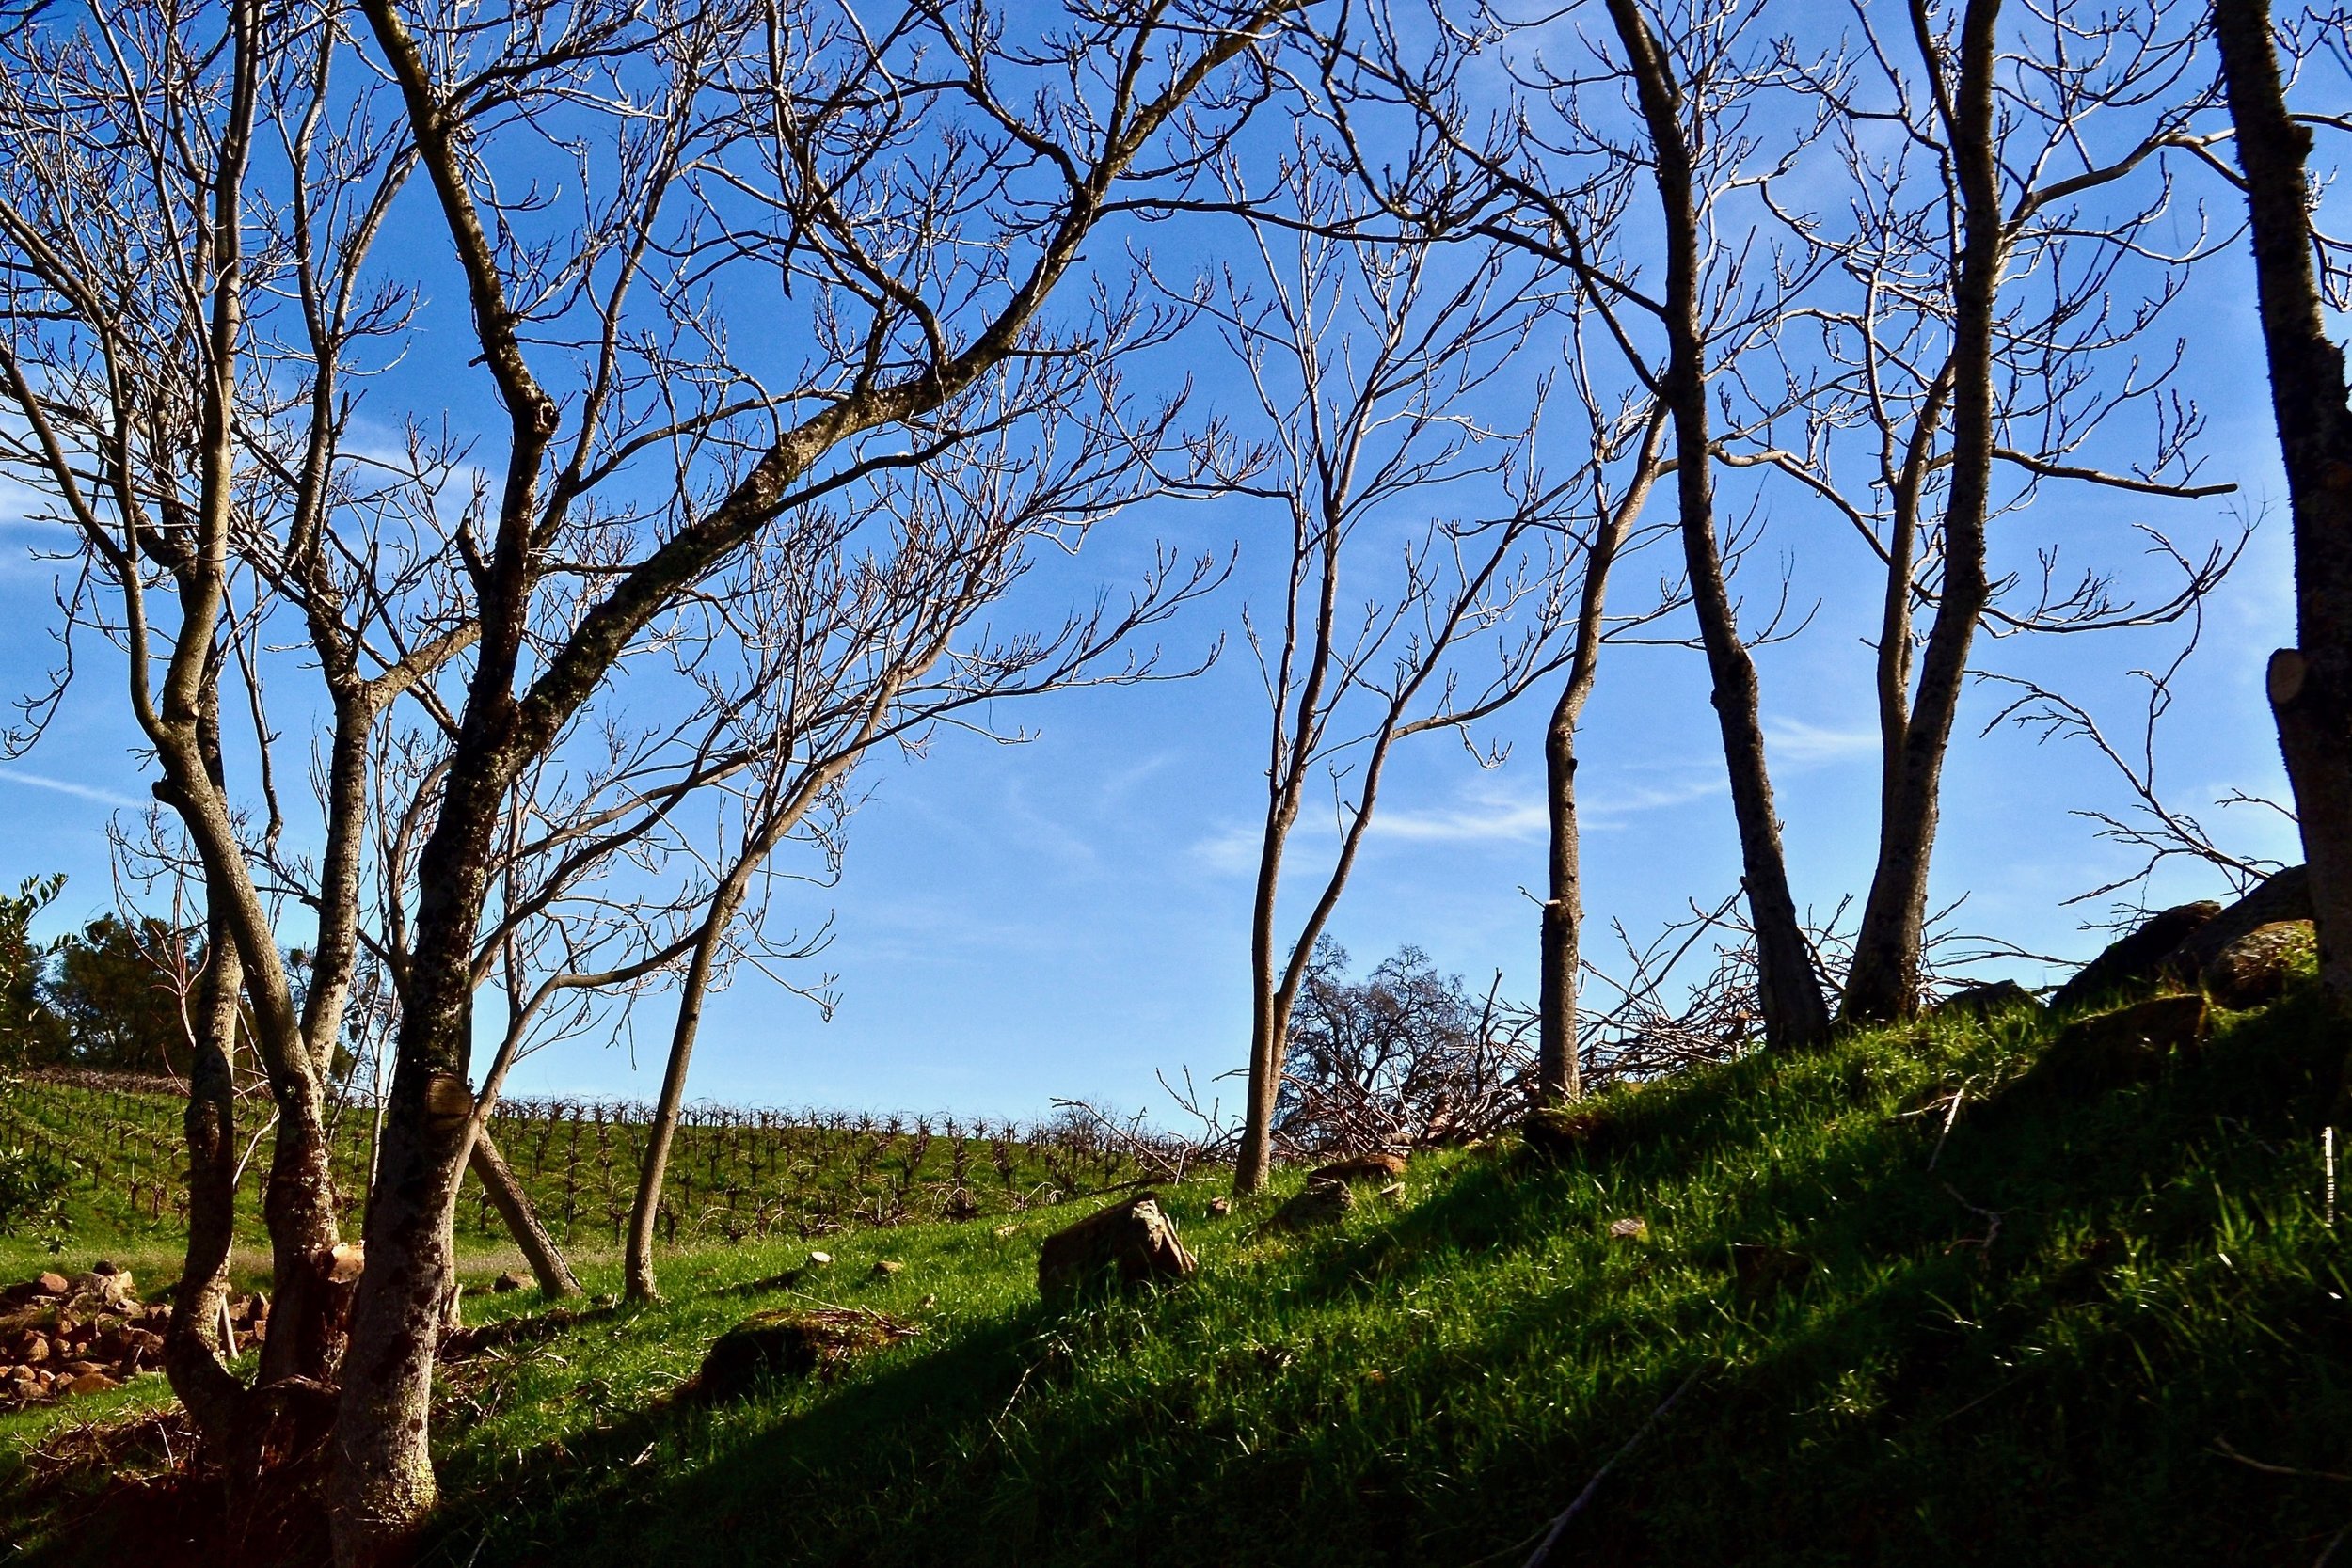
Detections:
[63, 1370, 116, 1396]
[807, 1251, 834, 1268]
[1207, 1197, 1232, 1218]
[695, 1308, 916, 1402]
[1306, 1152, 1408, 1186]
[1268, 1180, 1355, 1232]
[871, 1259, 902, 1277]
[2050, 902, 2223, 1013]
[1607, 1216, 1648, 1243]
[20, 1336, 45, 1364]
[89, 1260, 118, 1277]
[1037, 1194, 1198, 1299]
[1522, 1102, 1620, 1163]
[1929, 979, 2041, 1022]
[35, 1274, 67, 1298]
[2032, 992, 2210, 1097]
[2165, 864, 2312, 979]
[324, 1243, 365, 1284]
[1731, 1243, 1813, 1297]
[2196, 920, 2316, 1009]
[491, 1271, 531, 1293]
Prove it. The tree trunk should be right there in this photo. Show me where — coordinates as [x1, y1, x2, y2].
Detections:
[1234, 805, 1295, 1195]
[257, 1087, 354, 1386]
[1607, 0, 1831, 1050]
[625, 905, 730, 1300]
[330, 1059, 474, 1564]
[471, 1126, 580, 1298]
[2213, 0, 2352, 1022]
[163, 912, 246, 1440]
[1839, 0, 2004, 1026]
[1537, 415, 1664, 1101]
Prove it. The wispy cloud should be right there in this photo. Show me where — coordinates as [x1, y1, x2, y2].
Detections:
[1763, 717, 1879, 768]
[1581, 773, 1725, 822]
[1374, 796, 1549, 842]
[0, 768, 147, 810]
[1188, 768, 1733, 868]
[1188, 821, 1263, 876]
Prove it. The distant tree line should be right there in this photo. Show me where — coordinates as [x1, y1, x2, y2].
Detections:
[0, 877, 218, 1078]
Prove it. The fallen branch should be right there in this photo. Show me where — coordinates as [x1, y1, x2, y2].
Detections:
[1519, 1363, 1707, 1568]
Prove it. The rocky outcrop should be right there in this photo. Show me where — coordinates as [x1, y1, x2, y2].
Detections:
[2198, 921, 2316, 1009]
[1929, 979, 2042, 1021]
[693, 1306, 918, 1402]
[0, 1264, 260, 1411]
[2029, 993, 2211, 1097]
[1306, 1152, 1407, 1186]
[1036, 1194, 1197, 1300]
[2164, 864, 2312, 979]
[2049, 902, 2222, 1013]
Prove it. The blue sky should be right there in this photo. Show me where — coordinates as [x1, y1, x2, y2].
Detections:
[0, 12, 2325, 1128]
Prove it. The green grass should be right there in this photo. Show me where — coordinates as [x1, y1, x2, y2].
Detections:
[8, 982, 2352, 1565]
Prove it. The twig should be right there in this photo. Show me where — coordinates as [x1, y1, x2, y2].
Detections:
[1939, 1182, 2004, 1254]
[1928, 1079, 1970, 1172]
[2213, 1435, 2352, 1484]
[1519, 1363, 1706, 1568]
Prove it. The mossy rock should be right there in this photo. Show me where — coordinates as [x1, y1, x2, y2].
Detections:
[1036, 1194, 1197, 1300]
[1929, 979, 2041, 1022]
[2201, 920, 2315, 1010]
[2026, 993, 2210, 1099]
[1268, 1179, 1356, 1232]
[695, 1307, 914, 1402]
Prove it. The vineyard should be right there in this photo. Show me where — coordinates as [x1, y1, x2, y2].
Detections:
[0, 1071, 1193, 1253]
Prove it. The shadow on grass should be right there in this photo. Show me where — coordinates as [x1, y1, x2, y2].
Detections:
[419, 992, 2352, 1568]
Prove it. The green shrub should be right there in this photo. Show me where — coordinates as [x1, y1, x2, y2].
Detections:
[0, 1135, 74, 1246]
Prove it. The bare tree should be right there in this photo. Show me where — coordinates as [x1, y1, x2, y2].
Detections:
[0, 0, 449, 1446]
[1276, 940, 1541, 1152]
[2212, 0, 2352, 1011]
[1776, 0, 2243, 1022]
[1399, 0, 1837, 1048]
[319, 0, 1295, 1551]
[1186, 154, 1576, 1193]
[620, 422, 1218, 1302]
[2, 0, 1293, 1546]
[1535, 379, 1672, 1102]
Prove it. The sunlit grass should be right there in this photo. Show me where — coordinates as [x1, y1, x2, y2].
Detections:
[8, 980, 2352, 1565]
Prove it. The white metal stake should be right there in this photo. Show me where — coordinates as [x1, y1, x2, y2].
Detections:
[2327, 1127, 2337, 1229]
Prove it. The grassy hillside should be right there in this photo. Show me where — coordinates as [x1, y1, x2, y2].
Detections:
[7, 981, 2352, 1565]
